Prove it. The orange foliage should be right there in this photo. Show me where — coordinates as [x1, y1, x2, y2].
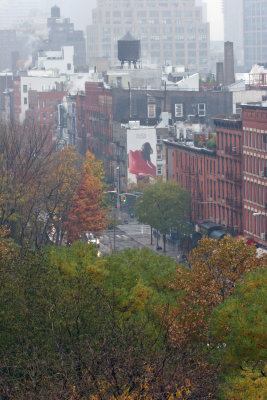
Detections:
[65, 152, 108, 243]
[166, 236, 266, 347]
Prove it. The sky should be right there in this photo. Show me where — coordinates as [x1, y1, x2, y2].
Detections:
[203, 0, 224, 41]
[2, 0, 223, 41]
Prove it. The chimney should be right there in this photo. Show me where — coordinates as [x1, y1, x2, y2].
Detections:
[216, 62, 224, 86]
[224, 41, 235, 86]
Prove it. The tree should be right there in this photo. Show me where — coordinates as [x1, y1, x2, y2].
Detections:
[210, 268, 267, 399]
[0, 244, 183, 399]
[0, 123, 81, 247]
[65, 152, 109, 243]
[135, 181, 191, 252]
[167, 237, 266, 347]
[160, 237, 266, 399]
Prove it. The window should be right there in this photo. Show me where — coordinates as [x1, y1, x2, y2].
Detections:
[42, 112, 47, 120]
[23, 85, 27, 93]
[175, 103, 183, 117]
[24, 97, 27, 105]
[49, 112, 53, 120]
[157, 166, 162, 175]
[148, 104, 156, 118]
[42, 100, 46, 108]
[157, 150, 162, 160]
[198, 103, 206, 117]
[49, 100, 53, 108]
[67, 63, 71, 70]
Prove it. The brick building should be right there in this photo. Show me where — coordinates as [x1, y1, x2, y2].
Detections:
[165, 140, 216, 224]
[75, 82, 115, 183]
[26, 90, 67, 147]
[242, 104, 267, 246]
[165, 109, 267, 246]
[214, 117, 243, 235]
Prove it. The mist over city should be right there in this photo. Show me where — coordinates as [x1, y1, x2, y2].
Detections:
[0, 1, 266, 399]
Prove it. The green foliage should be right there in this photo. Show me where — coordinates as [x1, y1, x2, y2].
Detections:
[101, 248, 177, 314]
[206, 134, 217, 150]
[135, 180, 191, 251]
[210, 268, 267, 399]
[0, 244, 178, 398]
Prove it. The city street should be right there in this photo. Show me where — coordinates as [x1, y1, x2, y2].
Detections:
[99, 219, 181, 261]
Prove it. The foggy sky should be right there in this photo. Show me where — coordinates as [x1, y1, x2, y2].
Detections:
[2, 0, 223, 40]
[203, 0, 223, 41]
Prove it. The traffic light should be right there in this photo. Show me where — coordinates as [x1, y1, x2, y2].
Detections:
[121, 195, 126, 203]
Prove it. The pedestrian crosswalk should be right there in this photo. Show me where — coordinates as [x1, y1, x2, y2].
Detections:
[100, 234, 129, 241]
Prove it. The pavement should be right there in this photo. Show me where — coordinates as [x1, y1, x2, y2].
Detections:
[99, 213, 182, 262]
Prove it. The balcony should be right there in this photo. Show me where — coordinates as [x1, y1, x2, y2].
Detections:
[225, 146, 241, 157]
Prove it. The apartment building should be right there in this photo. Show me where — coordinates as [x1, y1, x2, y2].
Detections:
[243, 0, 267, 69]
[87, 0, 210, 72]
[242, 104, 267, 246]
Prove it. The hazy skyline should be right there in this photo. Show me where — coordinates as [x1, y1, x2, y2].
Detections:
[204, 0, 223, 41]
[44, 0, 224, 41]
[0, 0, 224, 41]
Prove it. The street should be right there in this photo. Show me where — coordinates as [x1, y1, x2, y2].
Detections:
[99, 219, 181, 261]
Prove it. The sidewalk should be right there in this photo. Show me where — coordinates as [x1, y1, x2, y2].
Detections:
[117, 219, 182, 262]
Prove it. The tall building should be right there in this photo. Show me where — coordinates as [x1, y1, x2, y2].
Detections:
[0, 31, 18, 72]
[0, 0, 42, 29]
[242, 104, 267, 247]
[39, 6, 86, 68]
[223, 0, 244, 66]
[243, 0, 267, 69]
[87, 0, 210, 72]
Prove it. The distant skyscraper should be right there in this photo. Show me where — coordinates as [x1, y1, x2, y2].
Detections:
[223, 0, 244, 67]
[243, 0, 267, 69]
[87, 0, 210, 72]
[0, 0, 42, 29]
[38, 6, 86, 68]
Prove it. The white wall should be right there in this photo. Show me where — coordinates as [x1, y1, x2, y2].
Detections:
[37, 46, 74, 74]
[20, 75, 67, 122]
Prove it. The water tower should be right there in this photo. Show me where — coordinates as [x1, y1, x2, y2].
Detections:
[51, 5, 60, 18]
[118, 32, 141, 69]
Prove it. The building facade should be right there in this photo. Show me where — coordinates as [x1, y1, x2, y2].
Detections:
[223, 0, 244, 67]
[214, 117, 243, 235]
[87, 0, 210, 72]
[242, 104, 267, 246]
[40, 6, 86, 68]
[0, 30, 18, 72]
[243, 0, 267, 69]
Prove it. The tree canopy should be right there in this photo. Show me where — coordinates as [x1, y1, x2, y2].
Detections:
[210, 268, 267, 399]
[135, 180, 191, 251]
[65, 151, 109, 243]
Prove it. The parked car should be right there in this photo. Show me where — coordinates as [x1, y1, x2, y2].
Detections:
[85, 232, 100, 248]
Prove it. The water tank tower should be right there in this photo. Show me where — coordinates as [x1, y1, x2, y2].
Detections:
[118, 32, 141, 69]
[51, 5, 60, 18]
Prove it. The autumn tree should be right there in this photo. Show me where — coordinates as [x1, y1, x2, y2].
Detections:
[210, 268, 267, 399]
[65, 151, 109, 243]
[135, 180, 191, 252]
[0, 123, 82, 247]
[160, 237, 266, 399]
